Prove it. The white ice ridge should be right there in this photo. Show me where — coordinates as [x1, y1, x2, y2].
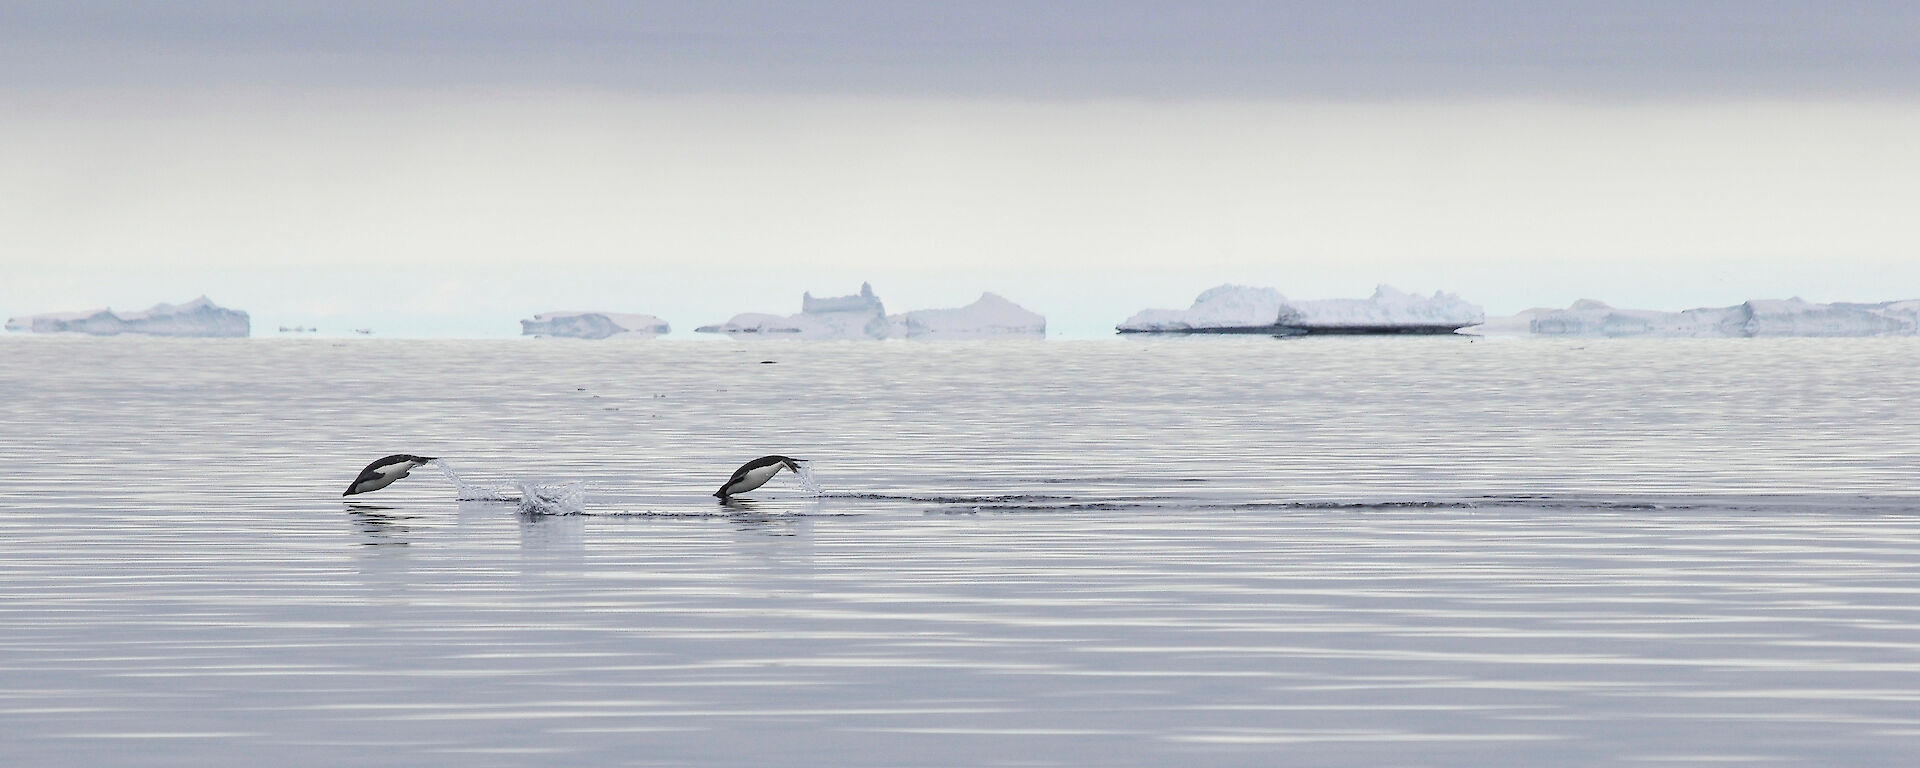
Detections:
[697, 283, 1046, 339]
[1117, 284, 1484, 333]
[1473, 298, 1920, 337]
[5, 296, 250, 337]
[520, 311, 669, 340]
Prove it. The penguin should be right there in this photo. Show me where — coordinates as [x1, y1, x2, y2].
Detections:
[714, 455, 805, 499]
[343, 454, 438, 496]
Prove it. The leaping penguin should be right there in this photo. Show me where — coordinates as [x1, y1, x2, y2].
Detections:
[714, 455, 805, 499]
[344, 454, 438, 496]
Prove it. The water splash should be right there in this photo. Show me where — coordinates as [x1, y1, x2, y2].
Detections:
[516, 481, 588, 515]
[431, 459, 586, 512]
[792, 462, 824, 496]
[431, 460, 517, 501]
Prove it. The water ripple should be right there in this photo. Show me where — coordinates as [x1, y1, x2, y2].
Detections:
[3, 338, 1920, 765]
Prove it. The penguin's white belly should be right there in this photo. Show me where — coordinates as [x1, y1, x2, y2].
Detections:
[356, 464, 414, 492]
[729, 464, 783, 493]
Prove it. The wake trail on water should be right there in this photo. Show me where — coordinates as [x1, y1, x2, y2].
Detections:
[429, 459, 825, 515]
[418, 460, 1854, 516]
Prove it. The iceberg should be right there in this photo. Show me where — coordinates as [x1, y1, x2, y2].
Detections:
[1476, 298, 1920, 337]
[699, 283, 1047, 340]
[1284, 285, 1486, 331]
[4, 296, 250, 337]
[1118, 284, 1483, 334]
[1116, 285, 1288, 333]
[894, 293, 1046, 339]
[1744, 299, 1920, 336]
[521, 311, 669, 340]
[698, 282, 894, 340]
[802, 283, 887, 315]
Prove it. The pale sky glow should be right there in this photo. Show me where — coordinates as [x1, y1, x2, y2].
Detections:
[3, 3, 1917, 336]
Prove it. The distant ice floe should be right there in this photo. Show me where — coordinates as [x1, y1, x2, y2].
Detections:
[698, 282, 1045, 339]
[4, 296, 250, 338]
[1472, 298, 1920, 337]
[521, 311, 670, 340]
[1118, 284, 1483, 334]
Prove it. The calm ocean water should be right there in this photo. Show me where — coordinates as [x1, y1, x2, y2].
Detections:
[3, 336, 1918, 766]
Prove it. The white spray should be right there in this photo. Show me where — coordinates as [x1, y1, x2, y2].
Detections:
[515, 481, 588, 516]
[793, 462, 824, 496]
[431, 459, 588, 514]
[431, 460, 517, 501]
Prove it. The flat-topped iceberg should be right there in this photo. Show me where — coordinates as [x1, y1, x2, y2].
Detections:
[5, 296, 250, 337]
[1118, 284, 1483, 334]
[699, 283, 1046, 339]
[521, 311, 669, 339]
[1480, 298, 1920, 337]
[895, 293, 1045, 339]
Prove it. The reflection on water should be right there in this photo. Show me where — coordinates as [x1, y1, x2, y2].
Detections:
[345, 507, 413, 546]
[1, 337, 1919, 766]
[731, 516, 809, 537]
[517, 510, 585, 552]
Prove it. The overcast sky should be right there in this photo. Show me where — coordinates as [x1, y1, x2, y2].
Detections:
[3, 2, 1917, 336]
[7, 1, 1918, 97]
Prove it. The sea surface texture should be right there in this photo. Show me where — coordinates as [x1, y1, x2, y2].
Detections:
[3, 337, 1918, 766]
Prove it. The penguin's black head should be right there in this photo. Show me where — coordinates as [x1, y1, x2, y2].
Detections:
[408, 455, 438, 464]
